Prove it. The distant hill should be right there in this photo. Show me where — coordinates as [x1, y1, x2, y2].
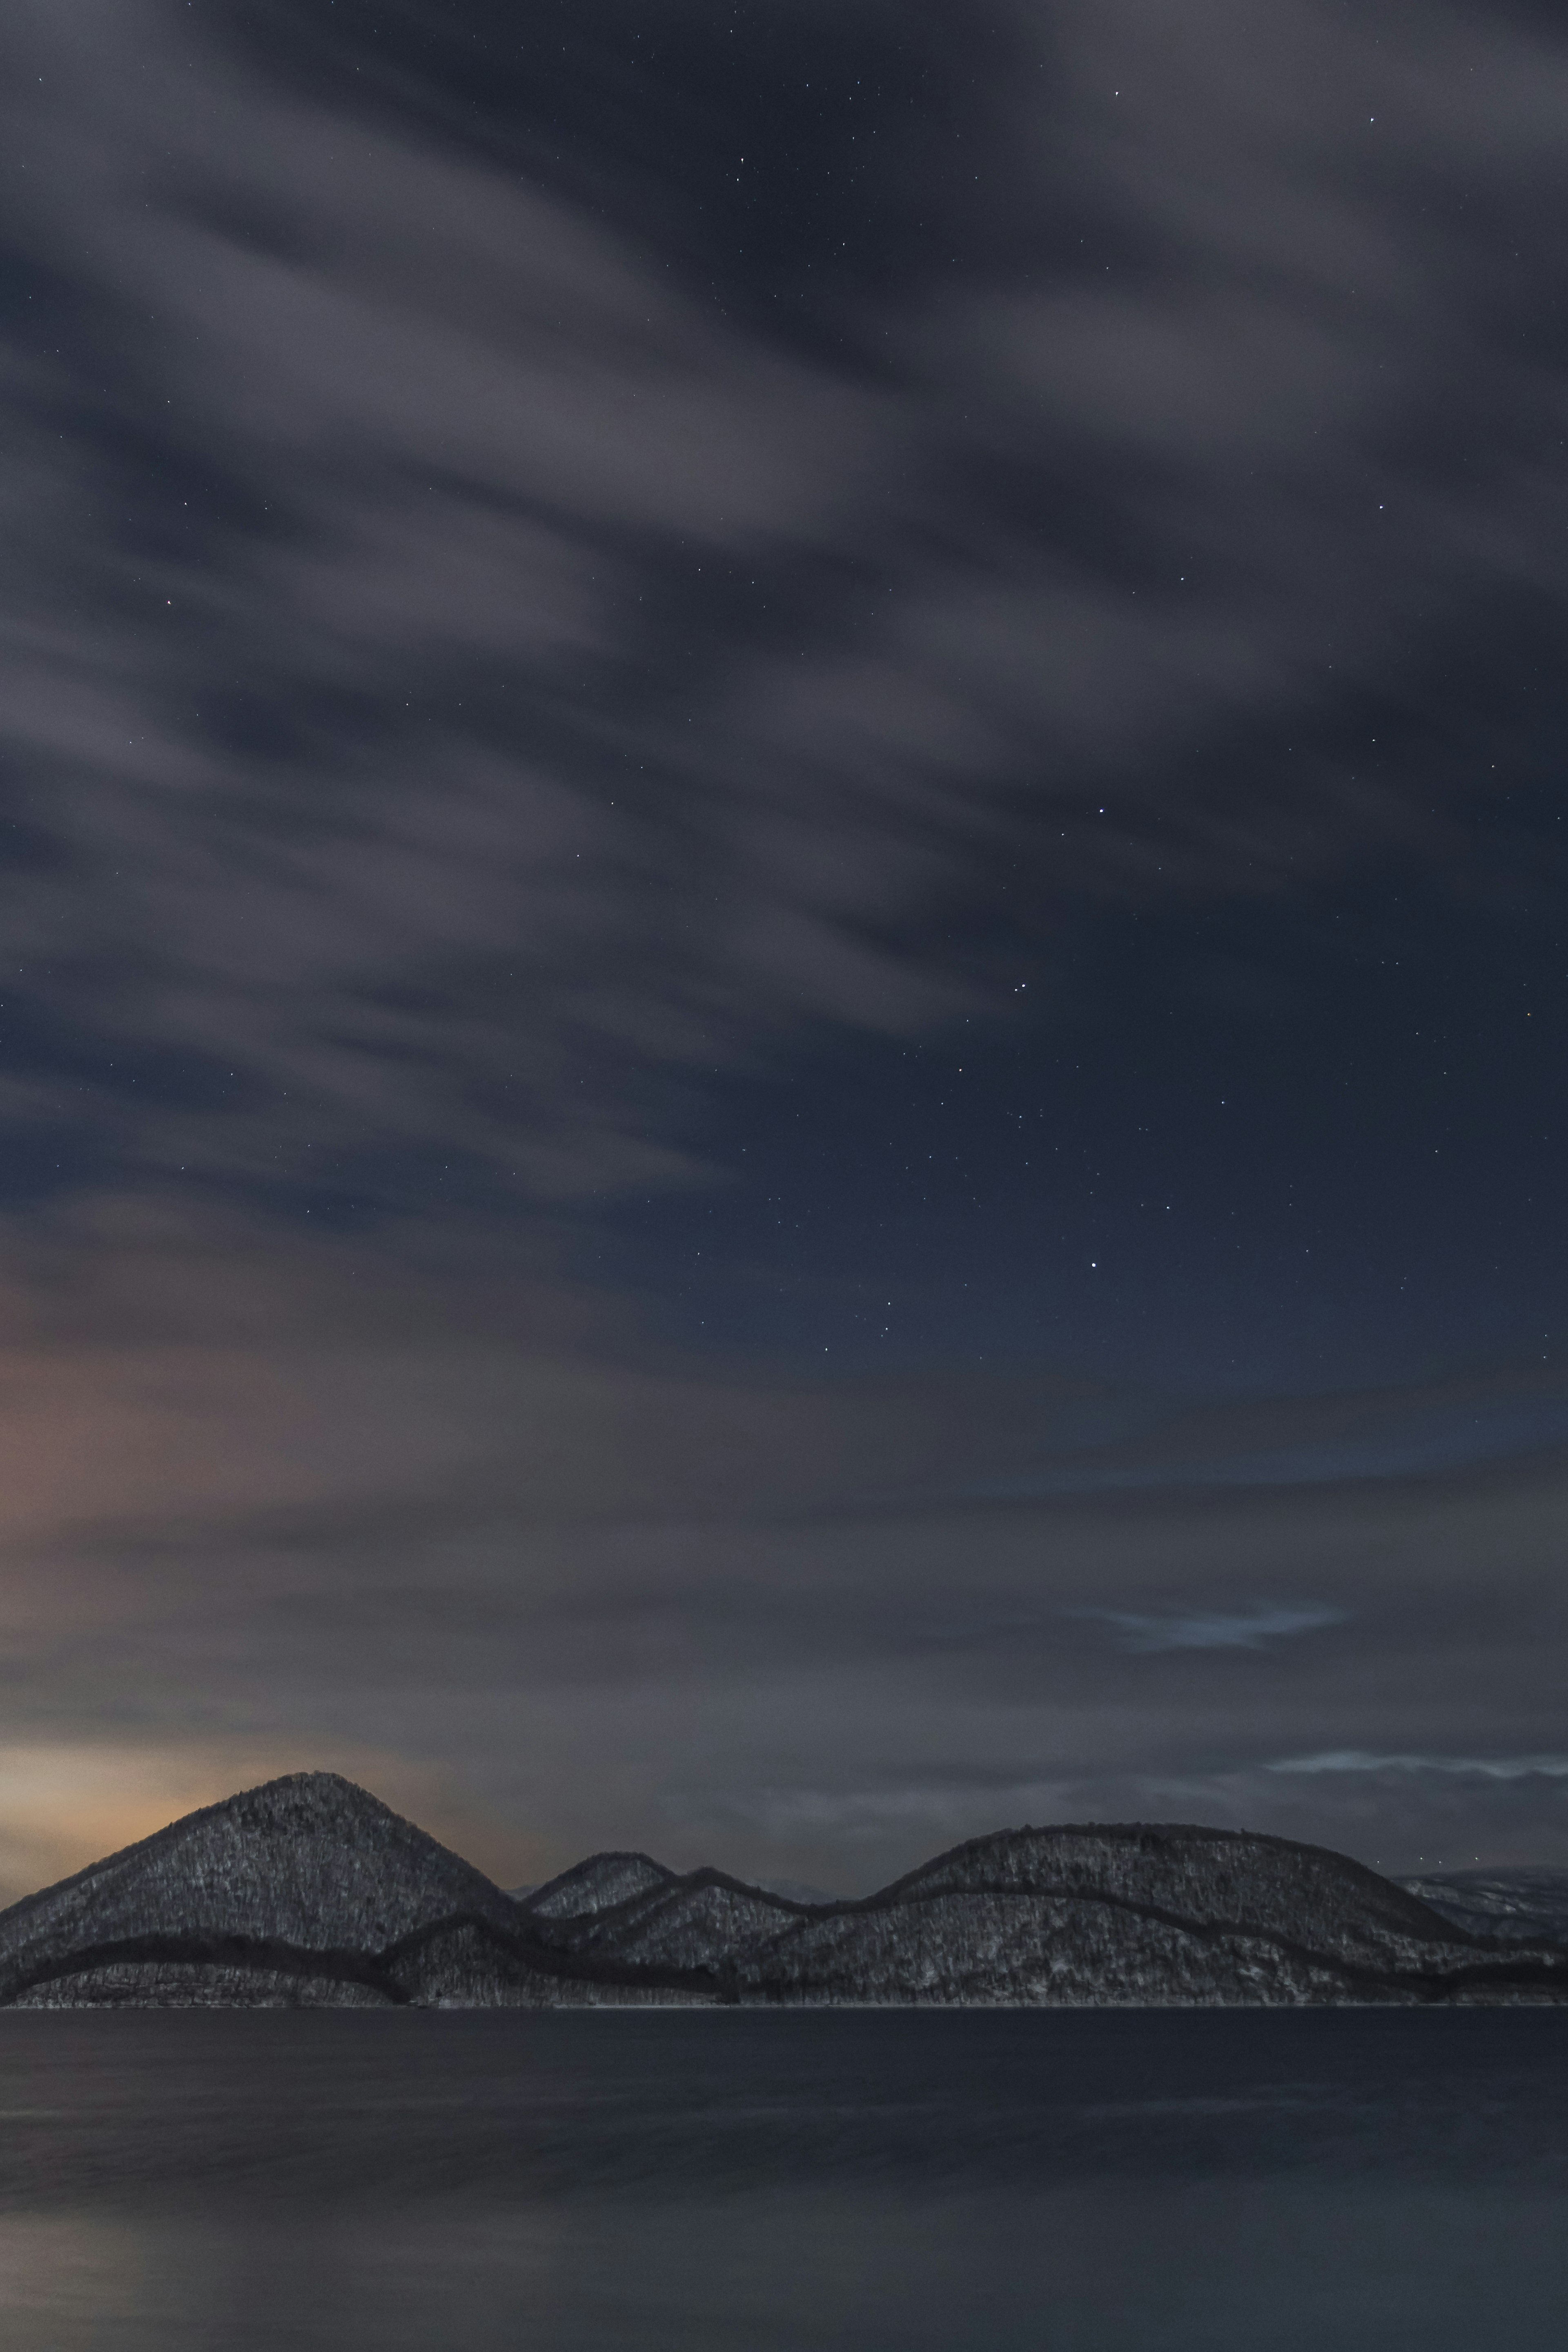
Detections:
[523, 1822, 1568, 2007]
[749, 1877, 837, 1905]
[5, 1777, 1568, 2009]
[521, 1862, 819, 1973]
[523, 1851, 679, 1919]
[1399, 1868, 1568, 1947]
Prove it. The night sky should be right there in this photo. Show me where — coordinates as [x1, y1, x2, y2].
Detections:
[2, 0, 1566, 1900]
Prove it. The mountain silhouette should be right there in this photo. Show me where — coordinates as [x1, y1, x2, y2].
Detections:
[6, 1778, 1568, 2008]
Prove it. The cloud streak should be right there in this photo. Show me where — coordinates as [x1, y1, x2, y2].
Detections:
[1076, 1604, 1348, 1653]
[1270, 1753, 1568, 1781]
[2, 0, 1566, 1216]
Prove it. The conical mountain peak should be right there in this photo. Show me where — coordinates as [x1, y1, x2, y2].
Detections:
[0, 1768, 515, 2000]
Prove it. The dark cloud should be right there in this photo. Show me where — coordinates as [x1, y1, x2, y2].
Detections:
[2, 0, 1566, 1216]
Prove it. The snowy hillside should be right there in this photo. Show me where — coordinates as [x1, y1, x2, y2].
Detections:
[6, 1779, 1568, 2008]
[0, 1774, 668, 2010]
[1398, 1867, 1568, 1947]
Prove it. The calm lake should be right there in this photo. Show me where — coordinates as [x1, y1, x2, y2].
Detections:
[1, 2008, 1566, 2349]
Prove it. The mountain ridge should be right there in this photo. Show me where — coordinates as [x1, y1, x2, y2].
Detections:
[6, 1773, 1568, 2009]
[1399, 1867, 1568, 1947]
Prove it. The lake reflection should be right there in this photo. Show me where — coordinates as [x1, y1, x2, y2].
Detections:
[1, 2009, 1566, 2350]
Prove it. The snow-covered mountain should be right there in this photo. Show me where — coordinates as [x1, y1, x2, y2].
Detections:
[6, 1777, 1568, 2008]
[522, 1850, 679, 1920]
[521, 1864, 816, 1972]
[724, 1824, 1560, 2006]
[0, 1774, 708, 2010]
[1398, 1867, 1568, 1947]
[526, 1822, 1568, 2007]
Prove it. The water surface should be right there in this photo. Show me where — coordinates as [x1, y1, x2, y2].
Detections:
[2, 2009, 1566, 2349]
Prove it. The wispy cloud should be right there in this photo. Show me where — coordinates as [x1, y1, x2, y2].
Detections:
[1075, 1604, 1348, 1653]
[1270, 1752, 1568, 1780]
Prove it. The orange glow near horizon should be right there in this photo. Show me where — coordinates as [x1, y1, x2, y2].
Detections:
[0, 1743, 553, 1909]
